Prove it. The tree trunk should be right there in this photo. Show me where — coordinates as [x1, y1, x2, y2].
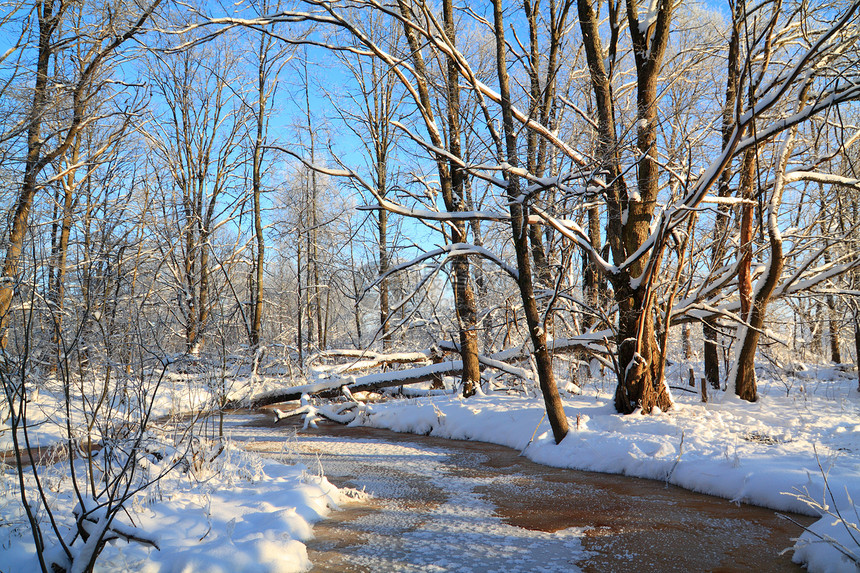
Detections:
[738, 148, 756, 322]
[442, 0, 481, 397]
[394, 0, 481, 396]
[378, 206, 391, 350]
[250, 30, 268, 349]
[493, 0, 568, 443]
[703, 322, 721, 389]
[197, 222, 211, 354]
[49, 139, 80, 370]
[614, 290, 672, 413]
[822, 202, 841, 363]
[583, 204, 604, 327]
[611, 0, 675, 414]
[297, 227, 304, 364]
[730, 126, 797, 401]
[575, 0, 674, 413]
[829, 295, 841, 363]
[704, 0, 741, 388]
[0, 2, 56, 349]
[854, 312, 860, 392]
[303, 59, 323, 351]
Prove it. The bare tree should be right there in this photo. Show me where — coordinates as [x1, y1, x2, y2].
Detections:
[0, 0, 163, 350]
[328, 12, 405, 351]
[243, 0, 293, 354]
[490, 0, 569, 442]
[194, 0, 860, 417]
[145, 37, 249, 355]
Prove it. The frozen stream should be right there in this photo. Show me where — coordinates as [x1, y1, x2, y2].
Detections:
[224, 410, 810, 572]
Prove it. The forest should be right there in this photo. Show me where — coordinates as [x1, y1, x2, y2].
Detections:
[1, 0, 860, 571]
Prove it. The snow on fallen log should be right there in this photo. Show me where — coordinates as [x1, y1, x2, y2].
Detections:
[307, 348, 434, 375]
[243, 332, 616, 409]
[242, 331, 607, 408]
[248, 360, 465, 407]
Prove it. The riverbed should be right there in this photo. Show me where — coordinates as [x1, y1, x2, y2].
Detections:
[224, 410, 810, 572]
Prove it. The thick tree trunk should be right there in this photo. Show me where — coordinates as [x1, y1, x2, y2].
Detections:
[610, 0, 675, 414]
[451, 261, 481, 396]
[614, 289, 673, 414]
[441, 0, 481, 397]
[575, 0, 675, 413]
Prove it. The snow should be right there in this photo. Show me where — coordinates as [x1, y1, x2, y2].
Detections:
[637, 0, 660, 36]
[0, 421, 347, 573]
[348, 365, 860, 573]
[2, 361, 859, 572]
[0, 363, 291, 452]
[794, 514, 860, 573]
[0, 363, 339, 573]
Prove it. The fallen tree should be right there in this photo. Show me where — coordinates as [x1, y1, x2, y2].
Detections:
[247, 360, 465, 407]
[236, 332, 613, 408]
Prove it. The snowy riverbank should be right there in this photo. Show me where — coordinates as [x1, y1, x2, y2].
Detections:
[351, 368, 860, 572]
[0, 437, 347, 572]
[2, 361, 858, 572]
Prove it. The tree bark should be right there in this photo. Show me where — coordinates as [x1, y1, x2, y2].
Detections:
[703, 323, 721, 389]
[611, 0, 675, 414]
[395, 0, 481, 396]
[493, 0, 568, 443]
[738, 149, 756, 322]
[250, 28, 269, 350]
[829, 294, 841, 363]
[583, 204, 604, 327]
[854, 312, 860, 391]
[379, 205, 391, 350]
[0, 1, 58, 349]
[730, 124, 798, 401]
[442, 0, 481, 397]
[704, 0, 742, 388]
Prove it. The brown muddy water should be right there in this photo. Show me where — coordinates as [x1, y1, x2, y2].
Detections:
[235, 410, 812, 573]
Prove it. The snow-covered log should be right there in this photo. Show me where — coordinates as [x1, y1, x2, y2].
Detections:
[242, 332, 613, 408]
[248, 360, 465, 407]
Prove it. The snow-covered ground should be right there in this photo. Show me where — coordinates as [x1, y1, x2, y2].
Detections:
[0, 362, 336, 573]
[0, 363, 287, 452]
[0, 433, 347, 572]
[1, 359, 859, 572]
[349, 363, 860, 573]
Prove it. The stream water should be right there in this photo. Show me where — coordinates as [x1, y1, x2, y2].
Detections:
[227, 410, 812, 572]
